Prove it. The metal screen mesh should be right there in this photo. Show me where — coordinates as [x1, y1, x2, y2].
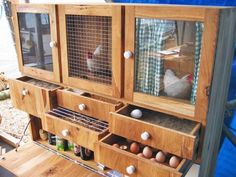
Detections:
[66, 15, 112, 85]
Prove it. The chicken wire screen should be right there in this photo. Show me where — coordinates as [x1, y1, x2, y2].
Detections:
[66, 15, 112, 85]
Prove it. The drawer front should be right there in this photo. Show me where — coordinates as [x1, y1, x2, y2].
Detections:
[110, 110, 200, 160]
[57, 89, 122, 122]
[9, 79, 51, 118]
[95, 134, 183, 177]
[42, 114, 104, 151]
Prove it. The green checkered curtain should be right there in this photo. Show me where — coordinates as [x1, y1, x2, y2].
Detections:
[135, 19, 175, 96]
[190, 22, 204, 104]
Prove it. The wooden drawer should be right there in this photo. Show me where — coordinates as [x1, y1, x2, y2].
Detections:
[109, 105, 201, 160]
[95, 134, 191, 177]
[9, 76, 60, 118]
[57, 89, 123, 122]
[42, 107, 109, 151]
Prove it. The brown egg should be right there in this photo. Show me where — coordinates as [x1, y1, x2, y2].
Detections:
[143, 146, 153, 158]
[150, 158, 157, 162]
[130, 142, 140, 154]
[137, 153, 144, 158]
[169, 156, 180, 168]
[112, 143, 120, 148]
[155, 151, 166, 163]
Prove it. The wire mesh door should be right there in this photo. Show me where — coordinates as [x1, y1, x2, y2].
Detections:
[66, 15, 112, 85]
[60, 5, 122, 97]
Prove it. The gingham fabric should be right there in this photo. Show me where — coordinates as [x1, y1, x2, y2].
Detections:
[135, 18, 175, 96]
[190, 22, 204, 104]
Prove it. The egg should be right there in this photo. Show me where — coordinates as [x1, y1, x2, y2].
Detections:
[112, 143, 120, 148]
[137, 153, 144, 158]
[130, 109, 143, 119]
[130, 142, 140, 154]
[143, 146, 153, 158]
[120, 145, 128, 150]
[150, 158, 157, 162]
[169, 156, 180, 168]
[155, 151, 166, 163]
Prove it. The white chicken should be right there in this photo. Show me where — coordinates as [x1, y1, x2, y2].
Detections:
[163, 69, 193, 99]
[86, 45, 102, 73]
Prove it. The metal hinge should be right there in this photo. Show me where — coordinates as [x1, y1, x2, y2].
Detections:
[205, 86, 211, 96]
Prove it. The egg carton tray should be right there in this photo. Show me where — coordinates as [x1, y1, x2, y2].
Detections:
[47, 107, 108, 133]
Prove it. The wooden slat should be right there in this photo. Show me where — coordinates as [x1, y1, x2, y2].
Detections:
[112, 6, 123, 98]
[134, 6, 206, 21]
[0, 142, 101, 177]
[124, 6, 135, 101]
[64, 5, 112, 16]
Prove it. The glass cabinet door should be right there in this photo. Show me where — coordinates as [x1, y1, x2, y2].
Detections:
[13, 5, 60, 82]
[134, 19, 203, 105]
[124, 6, 219, 120]
[18, 13, 53, 71]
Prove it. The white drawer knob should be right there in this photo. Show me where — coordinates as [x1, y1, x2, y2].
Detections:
[126, 165, 136, 175]
[124, 51, 133, 59]
[49, 41, 57, 48]
[22, 89, 29, 96]
[61, 129, 69, 137]
[141, 131, 150, 141]
[78, 104, 86, 111]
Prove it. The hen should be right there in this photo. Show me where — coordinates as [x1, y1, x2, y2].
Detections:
[163, 69, 193, 99]
[86, 45, 102, 73]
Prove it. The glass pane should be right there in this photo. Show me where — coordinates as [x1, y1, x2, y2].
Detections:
[134, 18, 203, 104]
[66, 15, 112, 85]
[18, 13, 53, 71]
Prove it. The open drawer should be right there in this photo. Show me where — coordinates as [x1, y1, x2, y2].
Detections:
[9, 76, 60, 118]
[95, 134, 192, 177]
[57, 89, 123, 122]
[42, 107, 109, 150]
[109, 105, 201, 160]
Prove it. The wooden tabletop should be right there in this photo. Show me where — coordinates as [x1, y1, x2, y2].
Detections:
[0, 142, 102, 177]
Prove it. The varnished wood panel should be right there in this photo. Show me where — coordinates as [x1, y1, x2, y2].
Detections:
[0, 142, 101, 177]
[42, 113, 108, 151]
[134, 6, 206, 21]
[57, 89, 123, 122]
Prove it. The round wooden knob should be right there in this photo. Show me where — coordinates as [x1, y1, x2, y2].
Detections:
[49, 41, 57, 48]
[124, 51, 133, 59]
[141, 131, 150, 141]
[78, 104, 86, 111]
[61, 129, 69, 137]
[22, 89, 29, 96]
[126, 165, 136, 175]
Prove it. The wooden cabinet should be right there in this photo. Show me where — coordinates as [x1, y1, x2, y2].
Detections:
[58, 5, 123, 98]
[12, 4, 61, 83]
[124, 6, 218, 121]
[8, 3, 235, 177]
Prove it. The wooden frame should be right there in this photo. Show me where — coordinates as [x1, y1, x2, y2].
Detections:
[12, 4, 61, 83]
[59, 5, 123, 98]
[124, 6, 219, 122]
